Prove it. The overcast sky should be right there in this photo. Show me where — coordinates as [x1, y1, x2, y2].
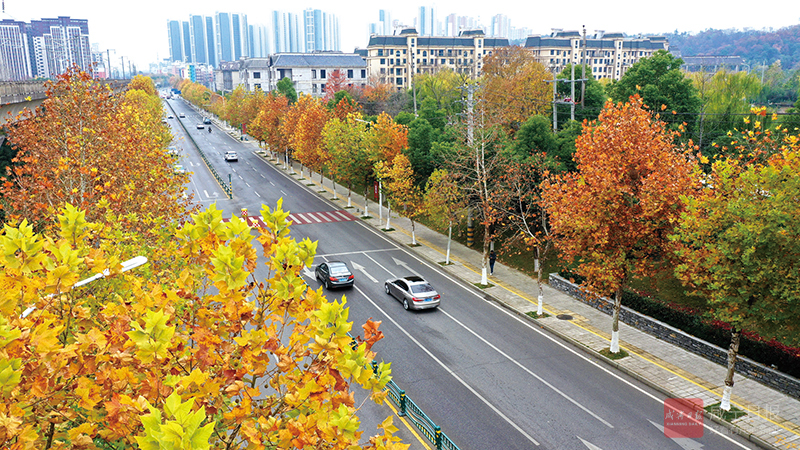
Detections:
[3, 0, 799, 70]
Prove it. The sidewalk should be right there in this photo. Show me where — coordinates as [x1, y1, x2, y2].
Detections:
[242, 141, 800, 449]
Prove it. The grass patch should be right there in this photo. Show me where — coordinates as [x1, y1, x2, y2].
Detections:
[599, 348, 630, 360]
[305, 183, 315, 186]
[344, 206, 354, 209]
[360, 215, 372, 220]
[407, 243, 421, 247]
[382, 228, 395, 232]
[705, 402, 747, 422]
[526, 312, 550, 319]
[474, 282, 494, 289]
[290, 172, 298, 176]
[438, 261, 453, 266]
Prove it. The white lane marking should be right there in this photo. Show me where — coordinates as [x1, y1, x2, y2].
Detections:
[288, 214, 303, 224]
[578, 436, 605, 450]
[354, 284, 540, 447]
[361, 253, 396, 279]
[648, 420, 705, 449]
[269, 181, 275, 186]
[439, 308, 613, 428]
[281, 190, 288, 196]
[254, 191, 261, 198]
[343, 220, 752, 448]
[246, 183, 251, 187]
[307, 213, 322, 223]
[391, 257, 422, 277]
[334, 211, 351, 221]
[351, 262, 378, 283]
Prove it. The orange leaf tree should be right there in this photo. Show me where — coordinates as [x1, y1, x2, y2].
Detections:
[0, 201, 403, 449]
[543, 96, 697, 352]
[324, 69, 350, 100]
[285, 94, 331, 180]
[373, 112, 409, 164]
[0, 69, 191, 238]
[377, 154, 423, 244]
[249, 93, 290, 155]
[481, 46, 552, 135]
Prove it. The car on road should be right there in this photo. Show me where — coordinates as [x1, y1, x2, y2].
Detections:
[315, 261, 355, 289]
[167, 115, 174, 119]
[203, 117, 212, 125]
[385, 276, 441, 310]
[196, 123, 204, 129]
[173, 164, 186, 174]
[224, 151, 238, 162]
[179, 113, 185, 118]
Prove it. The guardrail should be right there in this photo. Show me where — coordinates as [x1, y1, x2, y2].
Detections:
[164, 100, 232, 199]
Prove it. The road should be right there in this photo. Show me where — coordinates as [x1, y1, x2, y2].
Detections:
[165, 98, 758, 450]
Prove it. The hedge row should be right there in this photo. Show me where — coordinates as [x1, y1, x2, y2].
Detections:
[559, 271, 800, 379]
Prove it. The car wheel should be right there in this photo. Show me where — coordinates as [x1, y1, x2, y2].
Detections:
[384, 283, 390, 295]
[403, 298, 410, 310]
[324, 279, 330, 290]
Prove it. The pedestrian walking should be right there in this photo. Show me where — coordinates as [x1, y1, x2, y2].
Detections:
[489, 250, 496, 275]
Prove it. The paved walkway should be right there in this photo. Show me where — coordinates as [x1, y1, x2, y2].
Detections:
[219, 118, 800, 450]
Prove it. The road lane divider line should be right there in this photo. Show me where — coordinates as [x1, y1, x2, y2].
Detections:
[354, 285, 541, 447]
[439, 309, 613, 428]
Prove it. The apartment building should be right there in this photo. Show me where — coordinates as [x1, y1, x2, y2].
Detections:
[366, 28, 509, 89]
[525, 30, 669, 80]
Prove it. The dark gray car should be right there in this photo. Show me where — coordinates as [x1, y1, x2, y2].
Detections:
[315, 261, 355, 289]
[384, 276, 441, 310]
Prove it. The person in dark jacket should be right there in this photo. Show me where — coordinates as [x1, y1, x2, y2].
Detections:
[489, 250, 497, 275]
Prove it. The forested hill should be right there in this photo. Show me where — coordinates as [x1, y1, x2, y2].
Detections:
[665, 25, 800, 69]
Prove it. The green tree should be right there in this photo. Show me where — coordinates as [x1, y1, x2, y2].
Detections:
[691, 69, 761, 153]
[672, 125, 800, 410]
[424, 169, 466, 264]
[276, 77, 298, 104]
[608, 50, 702, 137]
[404, 118, 438, 185]
[508, 115, 557, 161]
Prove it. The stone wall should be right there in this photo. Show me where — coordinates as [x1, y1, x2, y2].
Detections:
[549, 273, 800, 399]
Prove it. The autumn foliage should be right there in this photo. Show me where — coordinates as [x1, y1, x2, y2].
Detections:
[0, 201, 404, 449]
[0, 69, 191, 236]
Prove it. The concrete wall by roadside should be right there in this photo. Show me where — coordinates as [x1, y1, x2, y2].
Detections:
[549, 273, 800, 399]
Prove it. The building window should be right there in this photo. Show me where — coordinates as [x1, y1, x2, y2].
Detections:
[380, 68, 386, 74]
[253, 72, 261, 79]
[321, 83, 326, 91]
[390, 59, 394, 65]
[378, 49, 384, 56]
[380, 58, 386, 65]
[347, 69, 353, 77]
[321, 69, 326, 78]
[389, 49, 394, 55]
[423, 59, 427, 65]
[423, 50, 427, 56]
[361, 69, 366, 78]
[396, 77, 403, 85]
[254, 83, 261, 89]
[312, 69, 317, 78]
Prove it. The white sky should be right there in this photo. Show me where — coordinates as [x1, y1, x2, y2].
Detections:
[3, 0, 799, 70]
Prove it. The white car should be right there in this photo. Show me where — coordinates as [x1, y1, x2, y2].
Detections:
[224, 151, 238, 162]
[196, 123, 204, 129]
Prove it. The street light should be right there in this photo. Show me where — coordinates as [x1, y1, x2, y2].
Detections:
[21, 256, 148, 318]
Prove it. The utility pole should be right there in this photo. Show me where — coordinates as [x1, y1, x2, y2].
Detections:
[106, 49, 114, 79]
[581, 25, 587, 108]
[570, 61, 575, 121]
[120, 56, 125, 79]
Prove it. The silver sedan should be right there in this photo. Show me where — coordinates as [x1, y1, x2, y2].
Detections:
[384, 276, 441, 311]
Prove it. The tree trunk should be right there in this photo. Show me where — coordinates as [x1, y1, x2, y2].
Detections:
[363, 187, 369, 217]
[480, 223, 490, 285]
[385, 201, 391, 229]
[446, 222, 452, 265]
[610, 287, 622, 353]
[333, 181, 337, 199]
[411, 220, 417, 245]
[536, 247, 543, 316]
[347, 188, 352, 207]
[721, 329, 741, 411]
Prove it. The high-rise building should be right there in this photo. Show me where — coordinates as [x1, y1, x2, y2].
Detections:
[0, 19, 32, 80]
[205, 17, 217, 66]
[490, 14, 509, 38]
[272, 11, 302, 53]
[167, 20, 184, 62]
[28, 16, 92, 78]
[303, 9, 339, 52]
[216, 12, 249, 63]
[249, 23, 270, 57]
[189, 15, 208, 64]
[417, 6, 435, 36]
[181, 21, 191, 63]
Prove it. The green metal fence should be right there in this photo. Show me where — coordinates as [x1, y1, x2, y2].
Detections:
[164, 101, 232, 199]
[352, 341, 460, 450]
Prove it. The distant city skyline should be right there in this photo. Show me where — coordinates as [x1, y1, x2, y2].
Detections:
[1, 0, 798, 72]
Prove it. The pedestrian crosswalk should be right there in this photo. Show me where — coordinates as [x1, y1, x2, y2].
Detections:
[223, 210, 357, 227]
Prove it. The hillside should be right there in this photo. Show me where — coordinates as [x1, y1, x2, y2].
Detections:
[665, 24, 800, 69]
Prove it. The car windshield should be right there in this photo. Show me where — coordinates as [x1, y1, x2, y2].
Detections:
[410, 283, 435, 294]
[329, 264, 349, 276]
